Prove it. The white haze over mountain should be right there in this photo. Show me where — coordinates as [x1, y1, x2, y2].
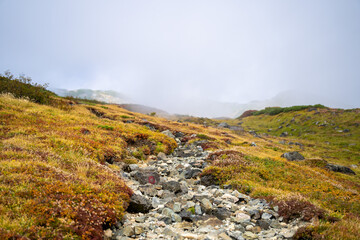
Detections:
[1, 1, 359, 117]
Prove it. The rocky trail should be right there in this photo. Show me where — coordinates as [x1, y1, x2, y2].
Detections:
[104, 133, 307, 240]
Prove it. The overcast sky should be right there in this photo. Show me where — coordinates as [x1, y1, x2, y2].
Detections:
[1, 0, 359, 115]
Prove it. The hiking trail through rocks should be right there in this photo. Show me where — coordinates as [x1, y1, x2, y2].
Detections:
[104, 135, 308, 240]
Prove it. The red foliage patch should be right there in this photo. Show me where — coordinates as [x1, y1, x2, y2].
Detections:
[266, 197, 325, 223]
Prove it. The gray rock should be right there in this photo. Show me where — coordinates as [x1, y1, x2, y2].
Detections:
[261, 212, 273, 220]
[127, 194, 153, 213]
[212, 208, 231, 220]
[162, 208, 174, 218]
[157, 152, 167, 160]
[200, 174, 218, 186]
[280, 131, 289, 137]
[123, 164, 139, 173]
[195, 204, 202, 215]
[161, 130, 175, 139]
[326, 163, 356, 175]
[219, 232, 232, 240]
[122, 226, 135, 237]
[133, 171, 161, 184]
[200, 198, 213, 213]
[161, 181, 182, 193]
[218, 122, 231, 128]
[179, 209, 193, 222]
[138, 184, 157, 196]
[257, 219, 271, 230]
[134, 225, 144, 235]
[173, 202, 181, 213]
[281, 151, 305, 161]
[184, 168, 203, 179]
[151, 197, 161, 208]
[172, 213, 182, 222]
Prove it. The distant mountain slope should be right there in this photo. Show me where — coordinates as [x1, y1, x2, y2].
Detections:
[52, 88, 130, 104]
[118, 104, 171, 118]
[234, 90, 354, 118]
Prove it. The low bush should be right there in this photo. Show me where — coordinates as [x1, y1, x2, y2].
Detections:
[270, 197, 325, 222]
[252, 104, 327, 116]
[0, 71, 54, 104]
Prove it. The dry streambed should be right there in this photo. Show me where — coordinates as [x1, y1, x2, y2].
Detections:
[104, 137, 307, 240]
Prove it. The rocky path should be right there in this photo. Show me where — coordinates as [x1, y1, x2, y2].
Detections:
[104, 136, 307, 240]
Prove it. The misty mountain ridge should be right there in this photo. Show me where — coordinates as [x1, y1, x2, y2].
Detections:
[51, 88, 354, 119]
[52, 88, 131, 104]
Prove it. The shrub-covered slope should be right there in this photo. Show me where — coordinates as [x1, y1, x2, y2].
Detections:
[0, 94, 179, 239]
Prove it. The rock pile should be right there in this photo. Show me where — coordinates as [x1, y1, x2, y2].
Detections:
[105, 138, 308, 240]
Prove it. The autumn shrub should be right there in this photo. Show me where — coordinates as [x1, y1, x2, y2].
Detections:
[253, 104, 326, 116]
[293, 226, 326, 240]
[207, 150, 250, 167]
[0, 72, 54, 104]
[271, 197, 325, 222]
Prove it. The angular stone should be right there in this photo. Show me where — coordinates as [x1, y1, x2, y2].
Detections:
[257, 219, 271, 230]
[123, 164, 139, 173]
[222, 193, 239, 203]
[212, 208, 231, 220]
[251, 226, 261, 234]
[173, 202, 181, 213]
[233, 213, 251, 223]
[157, 152, 167, 160]
[326, 163, 356, 175]
[243, 231, 257, 239]
[200, 198, 213, 213]
[261, 212, 272, 220]
[133, 171, 161, 184]
[138, 184, 158, 196]
[134, 225, 144, 235]
[151, 197, 161, 208]
[179, 209, 193, 222]
[122, 226, 135, 237]
[162, 181, 182, 193]
[281, 151, 305, 161]
[280, 229, 296, 239]
[127, 194, 153, 213]
[219, 232, 232, 240]
[200, 174, 218, 186]
[172, 213, 182, 222]
[135, 216, 146, 223]
[162, 130, 175, 139]
[195, 204, 202, 215]
[162, 208, 175, 218]
[184, 168, 203, 179]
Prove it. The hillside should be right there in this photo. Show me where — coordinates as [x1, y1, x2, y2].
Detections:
[52, 88, 130, 105]
[0, 77, 359, 239]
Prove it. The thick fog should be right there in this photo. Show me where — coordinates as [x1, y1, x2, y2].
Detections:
[1, 0, 359, 117]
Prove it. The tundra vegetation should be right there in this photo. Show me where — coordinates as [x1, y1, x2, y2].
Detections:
[0, 74, 359, 239]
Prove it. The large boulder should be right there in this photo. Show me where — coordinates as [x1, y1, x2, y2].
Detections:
[161, 181, 182, 194]
[161, 130, 175, 139]
[326, 163, 356, 175]
[212, 207, 232, 220]
[127, 194, 153, 213]
[184, 168, 203, 179]
[133, 171, 161, 185]
[218, 122, 230, 128]
[281, 151, 305, 161]
[200, 174, 219, 186]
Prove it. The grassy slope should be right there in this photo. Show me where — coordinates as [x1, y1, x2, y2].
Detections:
[179, 108, 360, 239]
[0, 94, 178, 239]
[1, 93, 359, 239]
[234, 108, 360, 239]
